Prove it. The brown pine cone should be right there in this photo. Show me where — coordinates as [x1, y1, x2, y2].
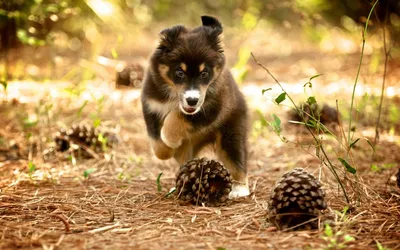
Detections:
[268, 168, 327, 230]
[54, 124, 118, 154]
[175, 158, 232, 206]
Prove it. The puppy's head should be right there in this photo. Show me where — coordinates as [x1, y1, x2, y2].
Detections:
[151, 16, 225, 115]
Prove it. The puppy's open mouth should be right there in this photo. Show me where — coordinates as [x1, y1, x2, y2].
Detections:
[183, 107, 197, 113]
[180, 104, 201, 115]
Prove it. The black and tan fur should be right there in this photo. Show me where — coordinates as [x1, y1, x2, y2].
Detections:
[141, 16, 249, 197]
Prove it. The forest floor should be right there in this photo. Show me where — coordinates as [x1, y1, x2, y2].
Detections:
[1, 29, 400, 250]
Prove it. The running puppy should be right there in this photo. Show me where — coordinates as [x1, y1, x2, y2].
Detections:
[141, 16, 249, 198]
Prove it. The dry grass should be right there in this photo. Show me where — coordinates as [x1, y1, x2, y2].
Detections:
[1, 81, 400, 250]
[1, 168, 399, 250]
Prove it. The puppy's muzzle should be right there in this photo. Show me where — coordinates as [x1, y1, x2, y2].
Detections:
[180, 89, 203, 115]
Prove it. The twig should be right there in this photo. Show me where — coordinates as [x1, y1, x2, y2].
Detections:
[51, 214, 70, 233]
[110, 228, 132, 233]
[374, 3, 390, 146]
[88, 221, 121, 234]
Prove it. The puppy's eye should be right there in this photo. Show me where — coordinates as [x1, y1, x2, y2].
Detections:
[175, 70, 185, 78]
[200, 71, 209, 79]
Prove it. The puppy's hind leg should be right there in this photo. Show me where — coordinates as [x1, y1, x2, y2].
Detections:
[215, 131, 249, 198]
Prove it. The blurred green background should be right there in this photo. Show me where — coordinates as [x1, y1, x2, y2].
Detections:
[0, 0, 399, 82]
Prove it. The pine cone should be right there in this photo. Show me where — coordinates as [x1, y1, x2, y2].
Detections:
[116, 62, 144, 88]
[54, 124, 118, 154]
[268, 168, 327, 230]
[175, 158, 232, 206]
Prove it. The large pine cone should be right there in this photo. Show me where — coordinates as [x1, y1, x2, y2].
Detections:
[268, 168, 327, 230]
[175, 158, 232, 206]
[54, 124, 117, 153]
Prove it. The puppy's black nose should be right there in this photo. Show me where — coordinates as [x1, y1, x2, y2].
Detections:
[186, 97, 199, 106]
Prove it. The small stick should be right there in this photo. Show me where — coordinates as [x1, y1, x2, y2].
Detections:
[55, 234, 66, 246]
[184, 209, 213, 215]
[51, 214, 70, 233]
[110, 228, 132, 233]
[88, 221, 120, 234]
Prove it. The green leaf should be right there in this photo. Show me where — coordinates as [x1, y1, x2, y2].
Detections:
[255, 109, 268, 127]
[93, 118, 101, 128]
[324, 224, 333, 237]
[274, 92, 286, 105]
[98, 133, 108, 151]
[342, 206, 349, 215]
[23, 116, 38, 129]
[370, 164, 380, 172]
[309, 74, 323, 81]
[17, 29, 28, 43]
[28, 162, 36, 173]
[0, 80, 7, 91]
[307, 96, 317, 106]
[77, 100, 88, 118]
[375, 241, 386, 250]
[156, 172, 163, 192]
[338, 157, 356, 174]
[83, 168, 96, 178]
[262, 88, 272, 95]
[344, 235, 355, 242]
[271, 114, 282, 133]
[111, 48, 118, 59]
[349, 138, 360, 149]
[364, 137, 375, 153]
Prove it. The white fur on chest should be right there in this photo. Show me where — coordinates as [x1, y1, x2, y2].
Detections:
[145, 98, 177, 118]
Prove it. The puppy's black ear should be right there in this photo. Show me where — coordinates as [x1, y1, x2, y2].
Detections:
[158, 25, 186, 51]
[201, 15, 223, 35]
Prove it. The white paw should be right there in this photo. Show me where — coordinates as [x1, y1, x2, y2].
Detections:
[160, 127, 182, 149]
[228, 183, 250, 199]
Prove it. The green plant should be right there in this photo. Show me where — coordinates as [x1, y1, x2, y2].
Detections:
[0, 79, 7, 92]
[376, 240, 391, 250]
[320, 224, 355, 250]
[370, 163, 397, 173]
[27, 161, 36, 180]
[252, 55, 350, 203]
[83, 168, 96, 179]
[348, 0, 380, 145]
[156, 172, 163, 192]
[97, 133, 108, 152]
[251, 2, 381, 205]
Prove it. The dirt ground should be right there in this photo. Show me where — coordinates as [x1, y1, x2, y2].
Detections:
[1, 30, 400, 249]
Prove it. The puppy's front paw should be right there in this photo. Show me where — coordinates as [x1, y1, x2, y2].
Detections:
[160, 126, 182, 149]
[160, 111, 189, 149]
[151, 139, 175, 160]
[229, 183, 250, 199]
